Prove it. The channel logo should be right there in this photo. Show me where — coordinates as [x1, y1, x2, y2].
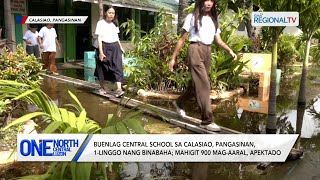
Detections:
[20, 139, 79, 156]
[17, 134, 87, 161]
[251, 12, 299, 26]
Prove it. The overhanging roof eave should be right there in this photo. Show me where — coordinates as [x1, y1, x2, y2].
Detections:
[73, 0, 177, 15]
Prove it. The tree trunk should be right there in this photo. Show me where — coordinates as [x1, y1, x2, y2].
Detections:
[99, 0, 104, 20]
[266, 39, 278, 134]
[4, 0, 13, 51]
[177, 0, 188, 34]
[296, 38, 311, 148]
[245, 21, 259, 53]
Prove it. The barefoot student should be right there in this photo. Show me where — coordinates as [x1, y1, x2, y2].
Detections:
[169, 0, 237, 131]
[94, 5, 125, 97]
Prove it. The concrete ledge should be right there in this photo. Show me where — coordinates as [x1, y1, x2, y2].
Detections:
[41, 73, 100, 89]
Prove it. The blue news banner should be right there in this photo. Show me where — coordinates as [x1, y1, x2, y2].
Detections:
[17, 134, 298, 162]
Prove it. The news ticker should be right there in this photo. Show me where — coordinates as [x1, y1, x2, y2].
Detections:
[16, 16, 88, 24]
[17, 134, 298, 162]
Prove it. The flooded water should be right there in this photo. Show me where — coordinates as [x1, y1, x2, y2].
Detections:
[53, 63, 320, 180]
[40, 77, 193, 134]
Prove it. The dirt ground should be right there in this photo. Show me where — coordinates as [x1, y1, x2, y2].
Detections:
[0, 162, 49, 179]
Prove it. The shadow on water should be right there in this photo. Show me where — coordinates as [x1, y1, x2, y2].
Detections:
[55, 65, 320, 179]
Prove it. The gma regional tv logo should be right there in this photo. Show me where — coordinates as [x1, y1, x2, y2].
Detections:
[251, 12, 299, 26]
[20, 139, 79, 156]
[17, 134, 87, 161]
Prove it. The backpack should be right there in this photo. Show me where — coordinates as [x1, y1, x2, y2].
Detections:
[92, 34, 98, 49]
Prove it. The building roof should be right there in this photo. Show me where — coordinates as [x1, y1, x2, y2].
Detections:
[73, 0, 178, 14]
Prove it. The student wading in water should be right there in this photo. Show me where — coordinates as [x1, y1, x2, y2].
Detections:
[95, 6, 125, 97]
[169, 0, 237, 131]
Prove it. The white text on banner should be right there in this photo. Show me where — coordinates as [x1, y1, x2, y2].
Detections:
[76, 134, 298, 162]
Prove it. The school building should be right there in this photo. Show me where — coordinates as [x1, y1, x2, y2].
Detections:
[0, 0, 178, 62]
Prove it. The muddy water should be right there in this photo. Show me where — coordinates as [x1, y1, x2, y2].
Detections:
[56, 65, 320, 180]
[40, 77, 193, 134]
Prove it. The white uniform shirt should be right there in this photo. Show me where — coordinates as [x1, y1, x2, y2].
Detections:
[38, 26, 57, 52]
[183, 14, 221, 45]
[23, 30, 39, 46]
[95, 19, 120, 43]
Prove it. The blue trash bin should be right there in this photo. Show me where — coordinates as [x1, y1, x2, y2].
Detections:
[84, 67, 96, 83]
[84, 51, 96, 69]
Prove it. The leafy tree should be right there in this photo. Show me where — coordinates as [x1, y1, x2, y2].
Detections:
[295, 0, 320, 147]
[253, 0, 296, 133]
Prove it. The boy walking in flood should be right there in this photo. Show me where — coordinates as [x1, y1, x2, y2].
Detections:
[169, 0, 237, 131]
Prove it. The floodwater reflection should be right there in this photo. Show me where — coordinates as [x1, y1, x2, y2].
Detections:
[54, 66, 320, 179]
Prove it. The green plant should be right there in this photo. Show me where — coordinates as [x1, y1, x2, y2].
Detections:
[210, 50, 248, 90]
[121, 10, 190, 92]
[0, 44, 43, 126]
[312, 30, 320, 65]
[0, 99, 10, 114]
[121, 19, 146, 45]
[210, 9, 251, 90]
[1, 80, 146, 179]
[0, 44, 42, 84]
[277, 34, 301, 74]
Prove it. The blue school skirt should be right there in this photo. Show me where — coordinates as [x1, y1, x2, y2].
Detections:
[94, 41, 123, 83]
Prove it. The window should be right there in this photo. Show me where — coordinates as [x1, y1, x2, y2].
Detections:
[140, 10, 156, 33]
[117, 7, 132, 41]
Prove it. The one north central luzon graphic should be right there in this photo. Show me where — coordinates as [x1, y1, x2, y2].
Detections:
[20, 139, 79, 156]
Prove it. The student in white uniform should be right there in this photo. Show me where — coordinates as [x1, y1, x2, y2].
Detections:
[38, 24, 60, 75]
[23, 24, 40, 58]
[169, 0, 237, 132]
[94, 5, 125, 97]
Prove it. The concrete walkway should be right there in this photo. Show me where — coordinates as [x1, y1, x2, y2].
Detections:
[41, 74, 241, 134]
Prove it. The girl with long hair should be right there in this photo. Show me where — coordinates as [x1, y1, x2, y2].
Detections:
[94, 5, 125, 97]
[169, 0, 237, 131]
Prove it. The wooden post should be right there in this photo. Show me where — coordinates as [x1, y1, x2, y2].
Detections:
[4, 0, 13, 51]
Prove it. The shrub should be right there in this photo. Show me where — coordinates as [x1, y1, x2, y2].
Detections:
[0, 44, 42, 126]
[0, 44, 42, 84]
[123, 8, 250, 92]
[277, 34, 301, 74]
[1, 80, 146, 179]
[122, 10, 190, 92]
[210, 8, 251, 90]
